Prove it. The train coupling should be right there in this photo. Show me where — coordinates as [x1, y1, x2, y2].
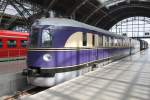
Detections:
[22, 69, 39, 76]
[22, 68, 55, 77]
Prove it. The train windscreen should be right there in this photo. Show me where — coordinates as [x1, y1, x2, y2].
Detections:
[30, 28, 39, 48]
[41, 29, 52, 48]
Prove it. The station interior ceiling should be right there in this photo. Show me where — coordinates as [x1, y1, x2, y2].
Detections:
[1, 0, 150, 41]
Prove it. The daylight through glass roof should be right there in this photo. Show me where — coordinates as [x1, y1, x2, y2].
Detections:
[110, 16, 150, 38]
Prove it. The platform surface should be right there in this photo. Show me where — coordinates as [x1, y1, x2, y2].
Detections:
[22, 49, 150, 100]
[0, 60, 26, 74]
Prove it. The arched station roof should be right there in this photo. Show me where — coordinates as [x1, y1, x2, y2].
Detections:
[1, 0, 150, 30]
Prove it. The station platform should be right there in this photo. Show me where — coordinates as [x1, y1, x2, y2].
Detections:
[22, 49, 150, 100]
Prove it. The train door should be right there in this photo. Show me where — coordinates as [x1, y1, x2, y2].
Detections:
[7, 39, 18, 57]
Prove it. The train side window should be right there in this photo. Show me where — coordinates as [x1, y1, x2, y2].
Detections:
[127, 39, 129, 47]
[95, 34, 99, 47]
[103, 35, 106, 47]
[0, 40, 2, 48]
[118, 39, 121, 46]
[111, 37, 114, 47]
[125, 39, 127, 46]
[120, 39, 122, 46]
[92, 34, 95, 46]
[21, 40, 27, 48]
[114, 38, 118, 46]
[109, 37, 112, 47]
[83, 33, 87, 46]
[99, 35, 103, 47]
[121, 39, 123, 47]
[106, 36, 109, 47]
[122, 39, 124, 47]
[7, 40, 16, 48]
[118, 39, 120, 46]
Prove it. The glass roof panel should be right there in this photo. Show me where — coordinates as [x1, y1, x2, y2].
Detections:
[1, 2, 33, 17]
[4, 5, 18, 15]
[109, 16, 150, 38]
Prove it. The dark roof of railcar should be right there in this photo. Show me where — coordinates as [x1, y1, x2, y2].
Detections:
[35, 18, 127, 39]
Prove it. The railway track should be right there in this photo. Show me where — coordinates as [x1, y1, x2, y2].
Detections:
[3, 86, 49, 100]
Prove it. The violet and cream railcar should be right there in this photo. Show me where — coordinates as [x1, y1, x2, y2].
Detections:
[23, 18, 140, 86]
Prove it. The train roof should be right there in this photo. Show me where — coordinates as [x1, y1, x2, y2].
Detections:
[35, 18, 127, 39]
[0, 30, 29, 37]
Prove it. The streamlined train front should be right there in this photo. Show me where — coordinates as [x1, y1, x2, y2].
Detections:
[27, 24, 55, 75]
[24, 20, 84, 86]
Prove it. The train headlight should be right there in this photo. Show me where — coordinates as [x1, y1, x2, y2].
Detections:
[43, 54, 52, 62]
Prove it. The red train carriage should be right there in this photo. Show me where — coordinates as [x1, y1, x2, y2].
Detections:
[0, 30, 29, 74]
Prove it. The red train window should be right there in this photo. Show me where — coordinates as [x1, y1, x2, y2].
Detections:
[7, 40, 16, 48]
[0, 40, 2, 48]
